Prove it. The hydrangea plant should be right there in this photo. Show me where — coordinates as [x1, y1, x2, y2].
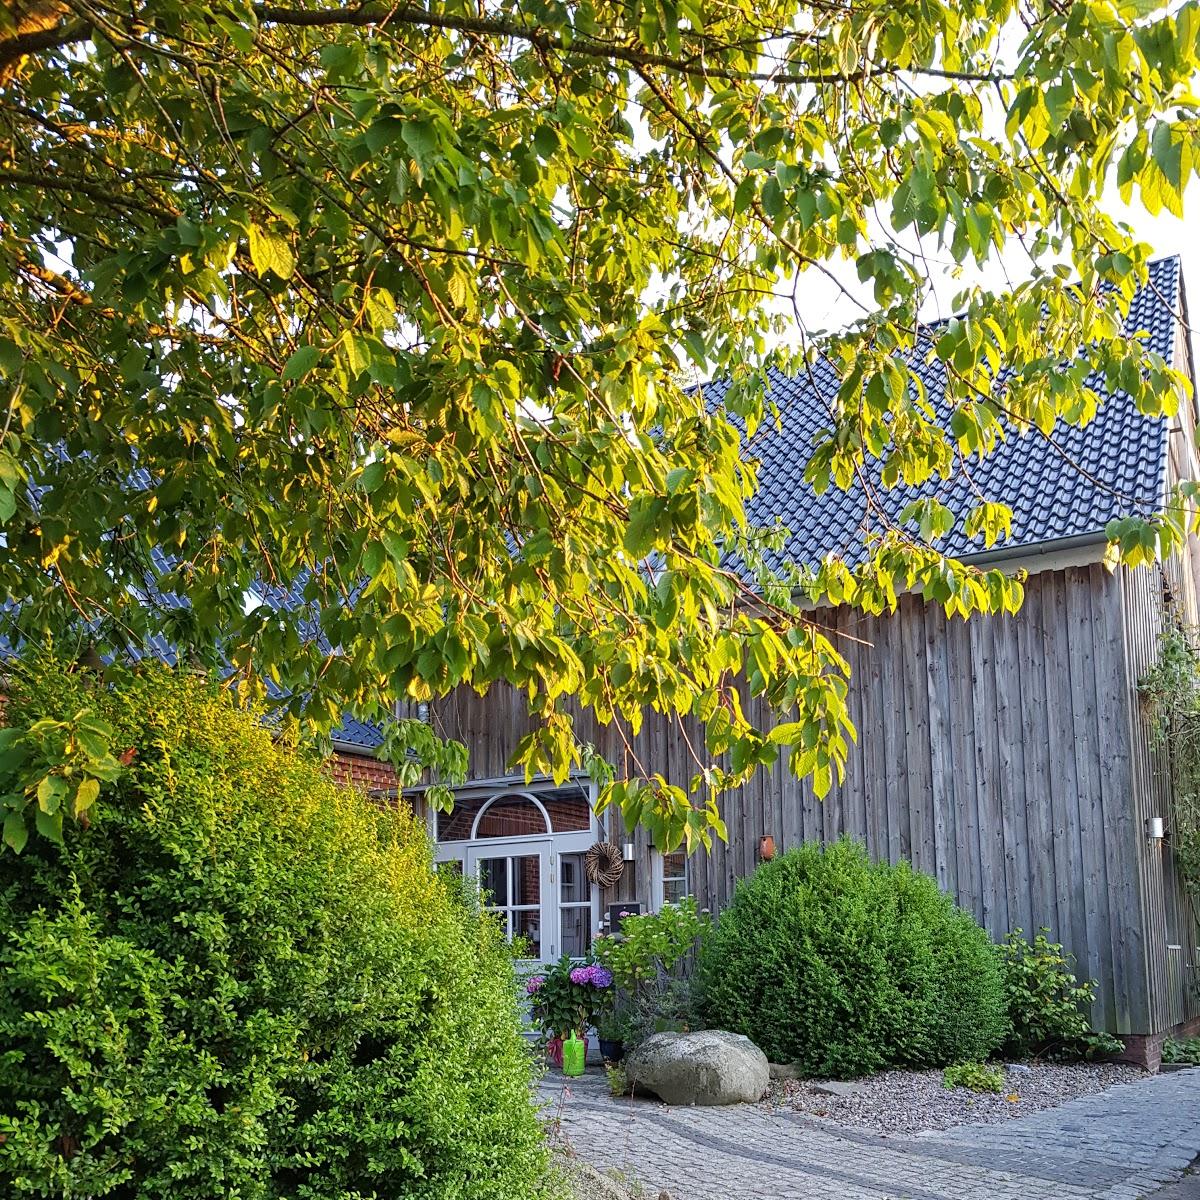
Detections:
[525, 955, 612, 1038]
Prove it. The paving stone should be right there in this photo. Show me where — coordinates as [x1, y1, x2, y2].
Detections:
[540, 1066, 1200, 1200]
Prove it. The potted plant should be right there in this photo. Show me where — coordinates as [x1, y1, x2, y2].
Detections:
[595, 1009, 634, 1064]
[525, 955, 613, 1068]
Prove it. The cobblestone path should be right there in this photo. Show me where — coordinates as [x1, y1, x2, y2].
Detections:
[540, 1067, 1200, 1199]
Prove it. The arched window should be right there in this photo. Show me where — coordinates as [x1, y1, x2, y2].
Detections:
[471, 792, 551, 839]
[436, 785, 590, 841]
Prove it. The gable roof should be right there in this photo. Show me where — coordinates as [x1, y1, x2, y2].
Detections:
[704, 255, 1185, 574]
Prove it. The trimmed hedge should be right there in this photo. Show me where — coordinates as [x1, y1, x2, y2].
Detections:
[0, 660, 547, 1199]
[695, 839, 1008, 1077]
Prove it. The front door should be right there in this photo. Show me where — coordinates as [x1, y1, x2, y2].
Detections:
[429, 782, 600, 964]
[466, 840, 552, 962]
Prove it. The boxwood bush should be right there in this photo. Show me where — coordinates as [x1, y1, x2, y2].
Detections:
[695, 839, 1008, 1077]
[0, 659, 548, 1199]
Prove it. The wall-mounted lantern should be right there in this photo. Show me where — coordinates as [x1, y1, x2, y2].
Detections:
[1146, 816, 1165, 842]
[758, 835, 776, 861]
[621, 842, 636, 862]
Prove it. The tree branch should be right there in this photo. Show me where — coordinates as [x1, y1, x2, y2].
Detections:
[0, 11, 87, 82]
[252, 4, 1008, 85]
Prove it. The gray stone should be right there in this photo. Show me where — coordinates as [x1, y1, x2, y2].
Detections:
[810, 1080, 862, 1098]
[625, 1030, 769, 1106]
[769, 1062, 804, 1081]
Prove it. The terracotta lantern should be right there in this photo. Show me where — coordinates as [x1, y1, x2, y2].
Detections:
[758, 835, 776, 861]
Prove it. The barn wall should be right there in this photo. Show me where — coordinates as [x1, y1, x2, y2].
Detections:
[428, 563, 1168, 1034]
[745, 563, 1152, 1036]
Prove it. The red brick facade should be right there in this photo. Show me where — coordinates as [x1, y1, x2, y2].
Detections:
[327, 751, 398, 793]
[1120, 1013, 1200, 1073]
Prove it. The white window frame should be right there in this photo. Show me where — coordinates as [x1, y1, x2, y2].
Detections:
[651, 846, 690, 911]
[425, 775, 601, 962]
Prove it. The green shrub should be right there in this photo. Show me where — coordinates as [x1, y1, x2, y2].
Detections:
[998, 929, 1123, 1061]
[593, 898, 708, 1046]
[942, 1062, 1005, 1093]
[0, 658, 548, 1199]
[695, 839, 1008, 1077]
[593, 898, 708, 989]
[1163, 1036, 1200, 1064]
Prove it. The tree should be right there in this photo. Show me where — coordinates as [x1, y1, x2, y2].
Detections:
[0, 0, 1198, 850]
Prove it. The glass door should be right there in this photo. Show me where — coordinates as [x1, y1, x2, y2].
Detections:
[466, 841, 552, 961]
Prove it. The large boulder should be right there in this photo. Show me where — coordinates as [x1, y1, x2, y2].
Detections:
[625, 1031, 769, 1106]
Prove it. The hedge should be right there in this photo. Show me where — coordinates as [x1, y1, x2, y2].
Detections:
[0, 659, 548, 1199]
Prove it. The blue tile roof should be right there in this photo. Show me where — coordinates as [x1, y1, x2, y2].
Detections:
[705, 256, 1183, 572]
[330, 714, 387, 751]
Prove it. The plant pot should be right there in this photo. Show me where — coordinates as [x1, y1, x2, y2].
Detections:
[598, 1038, 624, 1064]
[546, 1036, 563, 1068]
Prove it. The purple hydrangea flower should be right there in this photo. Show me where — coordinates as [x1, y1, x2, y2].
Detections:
[569, 966, 591, 985]
[525, 975, 544, 994]
[588, 965, 614, 988]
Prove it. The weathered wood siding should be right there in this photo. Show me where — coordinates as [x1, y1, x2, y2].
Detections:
[732, 563, 1151, 1035]
[1123, 558, 1200, 1034]
[429, 562, 1198, 1034]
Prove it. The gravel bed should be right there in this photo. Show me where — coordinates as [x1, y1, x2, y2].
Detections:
[766, 1062, 1145, 1136]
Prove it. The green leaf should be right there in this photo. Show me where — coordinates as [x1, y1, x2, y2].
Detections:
[767, 721, 806, 746]
[35, 806, 63, 843]
[74, 777, 100, 815]
[248, 225, 295, 279]
[401, 120, 438, 162]
[36, 774, 68, 814]
[624, 497, 666, 557]
[733, 176, 755, 214]
[3, 810, 26, 853]
[283, 345, 320, 381]
[360, 461, 386, 493]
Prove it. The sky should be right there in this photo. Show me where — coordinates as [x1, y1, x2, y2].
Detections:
[791, 192, 1199, 367]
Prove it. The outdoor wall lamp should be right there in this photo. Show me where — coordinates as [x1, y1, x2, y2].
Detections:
[1146, 816, 1165, 841]
[621, 842, 636, 862]
[758, 835, 776, 861]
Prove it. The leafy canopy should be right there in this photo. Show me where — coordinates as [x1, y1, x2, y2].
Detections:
[1, 0, 1199, 850]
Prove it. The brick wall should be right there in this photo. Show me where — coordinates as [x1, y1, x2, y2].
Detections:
[327, 751, 398, 793]
[1121, 1013, 1200, 1072]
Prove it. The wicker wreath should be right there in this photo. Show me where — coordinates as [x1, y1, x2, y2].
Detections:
[583, 841, 624, 888]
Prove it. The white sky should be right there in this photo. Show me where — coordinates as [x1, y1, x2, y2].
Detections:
[791, 193, 1199, 368]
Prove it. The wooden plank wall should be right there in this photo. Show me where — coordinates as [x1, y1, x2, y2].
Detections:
[1122, 559, 1200, 1033]
[429, 563, 1172, 1034]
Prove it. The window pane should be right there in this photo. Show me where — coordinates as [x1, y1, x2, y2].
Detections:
[437, 788, 588, 840]
[513, 855, 540, 906]
[662, 849, 687, 880]
[664, 877, 688, 905]
[476, 796, 550, 838]
[561, 905, 591, 957]
[513, 909, 542, 958]
[543, 789, 592, 832]
[560, 853, 589, 903]
[478, 857, 508, 906]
